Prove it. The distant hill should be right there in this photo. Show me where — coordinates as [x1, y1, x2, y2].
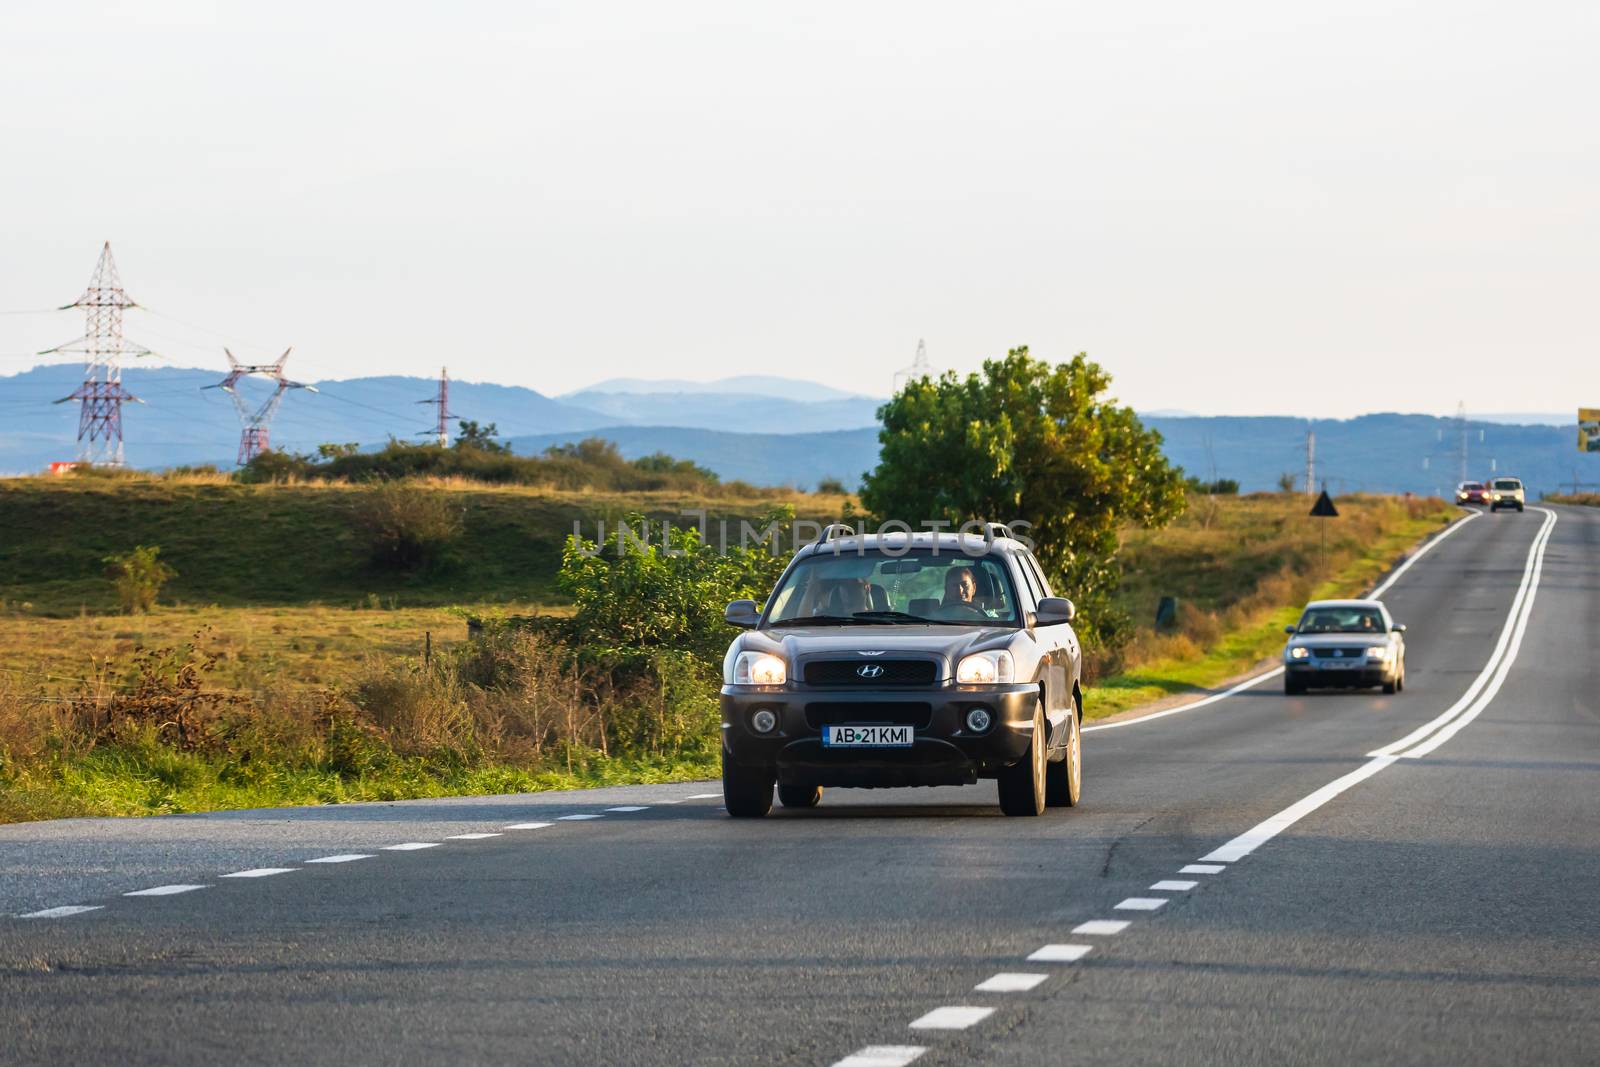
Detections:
[566, 375, 875, 403]
[561, 390, 880, 434]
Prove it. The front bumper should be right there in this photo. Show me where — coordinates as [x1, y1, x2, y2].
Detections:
[1286, 662, 1393, 687]
[721, 683, 1039, 788]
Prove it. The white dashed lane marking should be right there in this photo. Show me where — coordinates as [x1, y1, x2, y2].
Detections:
[1026, 944, 1093, 962]
[607, 806, 649, 812]
[974, 972, 1049, 992]
[220, 868, 297, 878]
[305, 854, 373, 863]
[558, 814, 603, 821]
[504, 822, 553, 830]
[1181, 863, 1225, 874]
[686, 793, 723, 799]
[1115, 897, 1168, 911]
[18, 905, 103, 919]
[829, 1046, 926, 1067]
[907, 1006, 994, 1031]
[1072, 919, 1130, 935]
[381, 843, 439, 851]
[1150, 879, 1197, 891]
[124, 885, 208, 897]
[446, 833, 502, 840]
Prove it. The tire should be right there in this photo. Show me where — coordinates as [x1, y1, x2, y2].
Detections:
[722, 751, 774, 818]
[1382, 678, 1397, 695]
[1285, 676, 1306, 696]
[777, 783, 822, 809]
[998, 706, 1047, 816]
[1517, 504, 1525, 512]
[1045, 699, 1082, 808]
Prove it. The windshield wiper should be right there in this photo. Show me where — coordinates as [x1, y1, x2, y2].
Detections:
[850, 610, 961, 625]
[772, 614, 873, 627]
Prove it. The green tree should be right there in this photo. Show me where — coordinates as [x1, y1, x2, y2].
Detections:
[103, 545, 178, 613]
[454, 420, 509, 454]
[859, 347, 1185, 646]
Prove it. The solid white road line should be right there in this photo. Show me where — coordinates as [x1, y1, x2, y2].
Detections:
[305, 854, 373, 863]
[607, 806, 649, 812]
[18, 905, 103, 919]
[558, 814, 603, 821]
[446, 833, 502, 840]
[908, 1006, 994, 1031]
[1180, 864, 1226, 874]
[1370, 507, 1556, 758]
[1082, 667, 1284, 734]
[1201, 508, 1557, 865]
[381, 842, 439, 851]
[124, 885, 208, 897]
[686, 792, 723, 799]
[1367, 508, 1480, 598]
[220, 868, 297, 878]
[830, 1046, 927, 1067]
[504, 822, 553, 830]
[1115, 897, 1168, 911]
[1150, 880, 1197, 892]
[1072, 920, 1130, 935]
[1027, 944, 1093, 962]
[975, 972, 1050, 992]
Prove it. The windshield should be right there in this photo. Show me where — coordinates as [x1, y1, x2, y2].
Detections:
[1461, 483, 1483, 490]
[1296, 606, 1386, 634]
[1493, 479, 1521, 490]
[765, 548, 1020, 626]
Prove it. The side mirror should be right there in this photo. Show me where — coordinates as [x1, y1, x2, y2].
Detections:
[1284, 625, 1297, 634]
[724, 599, 761, 629]
[1034, 597, 1075, 626]
[1391, 623, 1407, 633]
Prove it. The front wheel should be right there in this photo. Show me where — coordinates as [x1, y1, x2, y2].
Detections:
[1285, 675, 1306, 696]
[777, 783, 822, 809]
[998, 707, 1047, 816]
[1045, 703, 1082, 807]
[722, 752, 774, 818]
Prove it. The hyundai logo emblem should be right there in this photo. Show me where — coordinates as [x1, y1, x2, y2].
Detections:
[1331, 649, 1343, 657]
[857, 664, 886, 679]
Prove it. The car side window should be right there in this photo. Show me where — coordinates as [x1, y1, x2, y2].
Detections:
[1015, 554, 1045, 608]
[1022, 552, 1053, 599]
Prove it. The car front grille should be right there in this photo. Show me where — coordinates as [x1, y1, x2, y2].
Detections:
[1312, 647, 1370, 659]
[805, 702, 934, 730]
[804, 659, 938, 686]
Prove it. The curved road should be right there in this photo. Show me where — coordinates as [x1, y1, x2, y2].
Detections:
[3, 505, 1596, 1065]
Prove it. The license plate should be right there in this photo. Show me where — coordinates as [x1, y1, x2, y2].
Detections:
[821, 725, 913, 748]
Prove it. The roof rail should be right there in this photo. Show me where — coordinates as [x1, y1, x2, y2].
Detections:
[983, 522, 1015, 541]
[813, 523, 856, 545]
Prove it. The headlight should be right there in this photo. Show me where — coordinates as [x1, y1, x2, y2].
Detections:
[1289, 646, 1310, 659]
[1365, 646, 1390, 660]
[956, 650, 1015, 684]
[732, 651, 786, 685]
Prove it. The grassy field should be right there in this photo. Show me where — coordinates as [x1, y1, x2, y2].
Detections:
[0, 475, 1451, 821]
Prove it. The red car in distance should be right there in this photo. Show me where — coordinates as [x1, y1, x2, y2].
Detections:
[1456, 481, 1488, 505]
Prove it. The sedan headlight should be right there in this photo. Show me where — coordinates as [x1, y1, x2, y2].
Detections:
[1288, 646, 1310, 659]
[1365, 646, 1391, 661]
[732, 651, 786, 685]
[956, 650, 1015, 684]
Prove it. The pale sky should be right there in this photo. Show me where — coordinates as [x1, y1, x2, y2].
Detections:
[1, 1, 1595, 417]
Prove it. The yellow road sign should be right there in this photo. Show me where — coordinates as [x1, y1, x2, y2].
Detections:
[1581, 409, 1600, 453]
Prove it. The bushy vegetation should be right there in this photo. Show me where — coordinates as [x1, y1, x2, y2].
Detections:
[102, 545, 177, 613]
[350, 484, 466, 572]
[239, 433, 737, 494]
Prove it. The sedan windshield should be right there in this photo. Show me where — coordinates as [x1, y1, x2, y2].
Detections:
[765, 549, 1019, 626]
[1296, 606, 1386, 634]
[1493, 480, 1521, 491]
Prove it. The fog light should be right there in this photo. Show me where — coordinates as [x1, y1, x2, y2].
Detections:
[750, 708, 779, 734]
[965, 707, 993, 733]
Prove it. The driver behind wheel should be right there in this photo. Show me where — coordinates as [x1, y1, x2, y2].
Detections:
[939, 566, 980, 618]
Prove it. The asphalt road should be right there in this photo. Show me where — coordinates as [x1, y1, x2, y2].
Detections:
[2, 505, 1595, 1066]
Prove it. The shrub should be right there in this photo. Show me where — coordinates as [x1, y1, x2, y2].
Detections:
[350, 485, 465, 571]
[103, 544, 177, 613]
[815, 476, 847, 495]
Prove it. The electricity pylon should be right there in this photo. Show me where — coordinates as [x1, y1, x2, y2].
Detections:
[44, 242, 152, 466]
[893, 338, 933, 393]
[207, 349, 316, 465]
[418, 367, 457, 446]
